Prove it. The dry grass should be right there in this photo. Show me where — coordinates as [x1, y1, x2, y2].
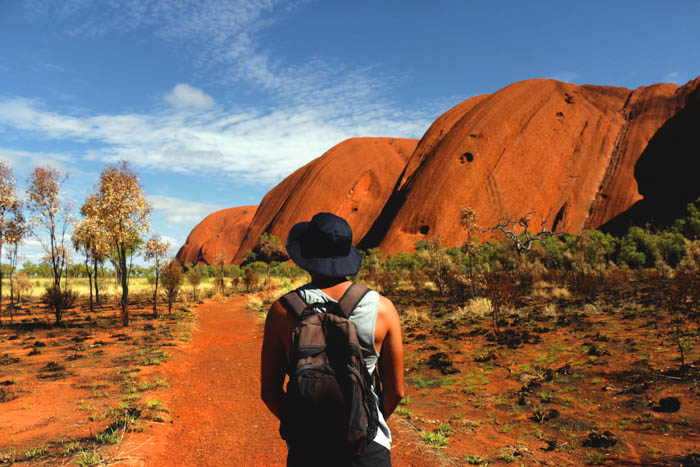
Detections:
[1, 277, 217, 300]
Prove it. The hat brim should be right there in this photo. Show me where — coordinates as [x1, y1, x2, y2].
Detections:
[286, 222, 363, 277]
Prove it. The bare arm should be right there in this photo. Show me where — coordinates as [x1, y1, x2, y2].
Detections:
[377, 295, 405, 419]
[260, 300, 287, 420]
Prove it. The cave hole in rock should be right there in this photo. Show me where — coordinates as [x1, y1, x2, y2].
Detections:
[459, 152, 474, 164]
[419, 225, 430, 235]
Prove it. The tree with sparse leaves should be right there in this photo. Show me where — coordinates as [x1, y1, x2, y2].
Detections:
[161, 259, 184, 314]
[87, 161, 152, 326]
[4, 202, 26, 324]
[72, 216, 109, 313]
[0, 162, 22, 308]
[144, 235, 170, 317]
[26, 166, 74, 324]
[484, 212, 553, 257]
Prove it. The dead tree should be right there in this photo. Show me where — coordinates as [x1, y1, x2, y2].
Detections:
[484, 212, 553, 257]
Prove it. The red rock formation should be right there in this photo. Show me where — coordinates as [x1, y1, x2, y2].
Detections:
[179, 77, 699, 262]
[176, 206, 256, 265]
[371, 77, 700, 253]
[232, 137, 417, 263]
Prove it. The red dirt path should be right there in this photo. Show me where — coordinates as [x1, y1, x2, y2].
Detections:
[121, 298, 436, 466]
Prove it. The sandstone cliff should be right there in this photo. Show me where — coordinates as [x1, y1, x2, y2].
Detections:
[232, 137, 418, 263]
[176, 206, 256, 265]
[179, 77, 700, 264]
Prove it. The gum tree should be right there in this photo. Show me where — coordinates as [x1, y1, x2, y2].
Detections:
[26, 166, 74, 324]
[88, 161, 151, 326]
[144, 235, 170, 317]
[0, 162, 22, 305]
[161, 259, 184, 314]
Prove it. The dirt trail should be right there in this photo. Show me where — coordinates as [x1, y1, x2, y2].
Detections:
[122, 297, 436, 466]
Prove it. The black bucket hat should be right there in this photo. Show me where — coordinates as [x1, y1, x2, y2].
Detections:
[286, 212, 363, 277]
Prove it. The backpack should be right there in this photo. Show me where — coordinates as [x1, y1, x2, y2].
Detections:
[279, 284, 380, 456]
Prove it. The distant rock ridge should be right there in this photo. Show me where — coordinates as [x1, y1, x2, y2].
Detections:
[178, 76, 700, 265]
[176, 206, 256, 265]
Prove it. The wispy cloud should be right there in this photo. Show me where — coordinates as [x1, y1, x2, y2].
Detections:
[0, 94, 429, 185]
[550, 71, 580, 83]
[13, 1, 433, 186]
[664, 71, 681, 84]
[148, 194, 225, 226]
[164, 84, 216, 110]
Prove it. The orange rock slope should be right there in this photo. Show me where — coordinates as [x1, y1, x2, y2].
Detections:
[176, 206, 256, 265]
[232, 137, 418, 263]
[180, 77, 699, 264]
[373, 77, 700, 253]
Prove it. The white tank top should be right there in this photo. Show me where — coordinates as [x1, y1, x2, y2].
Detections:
[296, 284, 392, 451]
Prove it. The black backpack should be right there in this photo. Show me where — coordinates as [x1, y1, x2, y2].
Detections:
[279, 284, 380, 456]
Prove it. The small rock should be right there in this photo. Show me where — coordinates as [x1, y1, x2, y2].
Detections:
[654, 397, 681, 413]
[541, 440, 558, 452]
[28, 348, 41, 356]
[582, 430, 617, 448]
[681, 453, 700, 467]
[426, 352, 459, 375]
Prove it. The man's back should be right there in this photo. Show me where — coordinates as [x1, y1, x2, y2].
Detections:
[261, 279, 405, 466]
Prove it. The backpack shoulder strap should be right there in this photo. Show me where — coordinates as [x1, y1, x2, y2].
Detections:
[337, 283, 371, 319]
[279, 290, 307, 318]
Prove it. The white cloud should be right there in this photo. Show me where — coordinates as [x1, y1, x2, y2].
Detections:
[0, 96, 430, 185]
[164, 84, 215, 110]
[550, 71, 580, 83]
[148, 194, 225, 226]
[665, 72, 681, 84]
[10, 1, 434, 186]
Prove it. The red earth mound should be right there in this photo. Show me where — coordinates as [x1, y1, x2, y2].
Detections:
[373, 77, 700, 253]
[180, 77, 700, 262]
[232, 137, 418, 264]
[176, 206, 256, 265]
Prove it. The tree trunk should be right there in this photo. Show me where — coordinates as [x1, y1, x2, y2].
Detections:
[86, 257, 93, 313]
[93, 257, 100, 305]
[0, 243, 3, 313]
[153, 269, 159, 318]
[120, 245, 129, 327]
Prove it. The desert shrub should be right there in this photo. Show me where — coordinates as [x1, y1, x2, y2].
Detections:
[419, 239, 453, 295]
[246, 295, 264, 313]
[454, 297, 492, 320]
[617, 233, 646, 269]
[243, 268, 258, 292]
[160, 260, 184, 314]
[409, 270, 428, 292]
[184, 263, 203, 298]
[663, 269, 700, 368]
[41, 285, 77, 322]
[672, 197, 700, 240]
[386, 251, 425, 272]
[445, 271, 471, 301]
[15, 274, 31, 303]
[375, 271, 399, 297]
[245, 261, 269, 276]
[580, 230, 618, 268]
[483, 273, 516, 335]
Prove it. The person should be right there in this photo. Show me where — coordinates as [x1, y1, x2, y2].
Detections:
[261, 212, 405, 467]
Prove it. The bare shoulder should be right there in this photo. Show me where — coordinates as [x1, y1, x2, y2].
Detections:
[375, 293, 401, 339]
[264, 300, 289, 334]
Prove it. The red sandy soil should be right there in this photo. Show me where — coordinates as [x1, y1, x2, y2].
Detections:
[121, 298, 438, 466]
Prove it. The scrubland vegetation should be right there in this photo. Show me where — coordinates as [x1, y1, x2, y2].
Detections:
[240, 201, 700, 466]
[1, 151, 697, 466]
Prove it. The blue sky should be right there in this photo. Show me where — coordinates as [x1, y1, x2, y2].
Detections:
[0, 0, 698, 262]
